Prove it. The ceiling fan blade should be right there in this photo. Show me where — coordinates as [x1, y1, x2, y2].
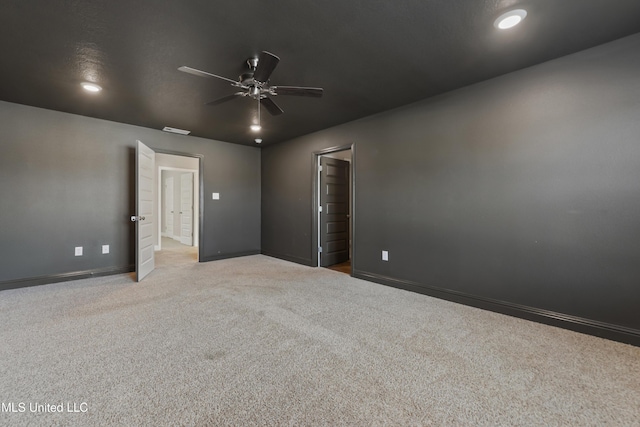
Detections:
[253, 51, 280, 83]
[260, 97, 284, 116]
[178, 66, 238, 85]
[274, 86, 324, 98]
[206, 93, 244, 106]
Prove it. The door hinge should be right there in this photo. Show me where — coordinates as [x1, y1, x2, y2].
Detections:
[318, 246, 323, 253]
[319, 165, 323, 172]
[319, 206, 323, 212]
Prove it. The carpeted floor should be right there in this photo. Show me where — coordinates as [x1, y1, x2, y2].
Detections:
[0, 250, 639, 426]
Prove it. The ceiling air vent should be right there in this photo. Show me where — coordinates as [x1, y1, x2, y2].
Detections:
[162, 126, 190, 135]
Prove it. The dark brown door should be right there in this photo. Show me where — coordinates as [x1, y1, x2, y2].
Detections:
[320, 157, 350, 267]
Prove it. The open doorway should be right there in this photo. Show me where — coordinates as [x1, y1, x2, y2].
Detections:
[156, 153, 200, 265]
[314, 145, 354, 275]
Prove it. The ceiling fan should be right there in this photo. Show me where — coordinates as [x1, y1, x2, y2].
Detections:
[178, 51, 323, 117]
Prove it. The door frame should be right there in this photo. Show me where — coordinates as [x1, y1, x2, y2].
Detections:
[152, 148, 204, 262]
[157, 167, 198, 249]
[312, 143, 356, 271]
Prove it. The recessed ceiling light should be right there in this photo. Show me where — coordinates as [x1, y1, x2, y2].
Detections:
[494, 9, 527, 30]
[255, 139, 262, 144]
[250, 124, 262, 132]
[81, 82, 102, 93]
[162, 126, 191, 135]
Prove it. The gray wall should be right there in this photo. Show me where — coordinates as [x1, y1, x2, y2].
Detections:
[262, 34, 640, 344]
[0, 101, 260, 287]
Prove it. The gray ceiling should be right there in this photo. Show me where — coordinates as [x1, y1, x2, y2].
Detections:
[2, 1, 640, 146]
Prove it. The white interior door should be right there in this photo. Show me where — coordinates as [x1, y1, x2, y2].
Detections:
[164, 176, 174, 238]
[135, 140, 155, 281]
[180, 172, 193, 246]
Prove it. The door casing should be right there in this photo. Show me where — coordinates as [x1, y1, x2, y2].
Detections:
[158, 166, 198, 249]
[152, 149, 204, 260]
[312, 144, 355, 271]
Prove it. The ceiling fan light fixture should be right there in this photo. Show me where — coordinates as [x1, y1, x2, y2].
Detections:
[494, 9, 527, 30]
[81, 82, 102, 93]
[255, 138, 262, 144]
[250, 124, 261, 132]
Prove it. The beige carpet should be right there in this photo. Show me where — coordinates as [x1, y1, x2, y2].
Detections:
[0, 250, 639, 426]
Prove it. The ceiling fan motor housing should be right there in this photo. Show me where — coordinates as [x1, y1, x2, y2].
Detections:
[240, 72, 255, 86]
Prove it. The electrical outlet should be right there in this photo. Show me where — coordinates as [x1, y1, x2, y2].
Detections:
[382, 250, 389, 261]
[75, 246, 83, 256]
[102, 245, 110, 254]
[212, 193, 220, 200]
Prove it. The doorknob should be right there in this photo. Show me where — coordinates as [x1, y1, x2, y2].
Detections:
[130, 216, 146, 222]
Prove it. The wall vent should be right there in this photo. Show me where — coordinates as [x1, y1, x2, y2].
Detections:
[162, 126, 191, 135]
